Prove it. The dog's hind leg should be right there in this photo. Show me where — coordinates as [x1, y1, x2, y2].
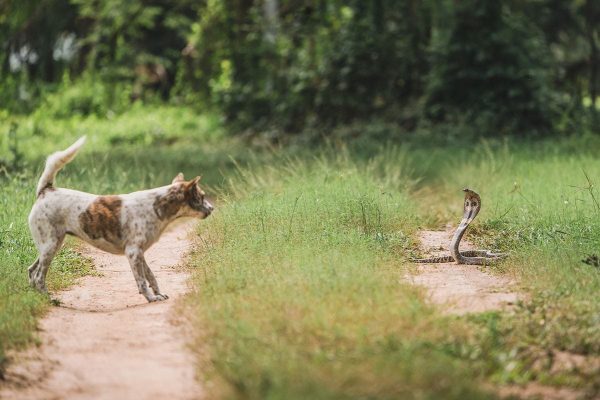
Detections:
[28, 258, 39, 283]
[30, 234, 65, 292]
[125, 247, 168, 302]
[142, 260, 168, 299]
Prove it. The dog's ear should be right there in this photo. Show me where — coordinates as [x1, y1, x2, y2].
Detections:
[172, 172, 185, 184]
[185, 176, 201, 191]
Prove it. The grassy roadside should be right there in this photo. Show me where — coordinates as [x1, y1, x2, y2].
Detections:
[188, 151, 498, 399]
[187, 136, 600, 399]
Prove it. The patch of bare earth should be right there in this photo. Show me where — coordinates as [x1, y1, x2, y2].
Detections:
[0, 220, 203, 400]
[406, 229, 518, 315]
[496, 383, 583, 400]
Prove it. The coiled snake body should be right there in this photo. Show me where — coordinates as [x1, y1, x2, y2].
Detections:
[413, 188, 506, 265]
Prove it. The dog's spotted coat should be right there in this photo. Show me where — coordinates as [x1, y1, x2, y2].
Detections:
[28, 137, 214, 302]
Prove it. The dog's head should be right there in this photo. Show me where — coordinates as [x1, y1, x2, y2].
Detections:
[172, 173, 214, 219]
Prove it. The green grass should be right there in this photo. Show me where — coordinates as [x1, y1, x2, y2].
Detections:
[0, 178, 49, 372]
[188, 152, 498, 399]
[186, 136, 600, 399]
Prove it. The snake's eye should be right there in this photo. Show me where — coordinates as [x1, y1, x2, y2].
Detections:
[472, 202, 477, 207]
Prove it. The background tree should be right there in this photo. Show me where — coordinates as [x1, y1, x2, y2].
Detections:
[0, 0, 597, 136]
[424, 0, 558, 135]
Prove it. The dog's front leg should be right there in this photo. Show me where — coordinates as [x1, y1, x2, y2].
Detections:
[142, 260, 168, 299]
[125, 246, 168, 302]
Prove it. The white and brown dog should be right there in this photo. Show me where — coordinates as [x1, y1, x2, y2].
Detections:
[28, 137, 213, 302]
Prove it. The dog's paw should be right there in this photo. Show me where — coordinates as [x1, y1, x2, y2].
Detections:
[147, 294, 169, 302]
[31, 281, 48, 293]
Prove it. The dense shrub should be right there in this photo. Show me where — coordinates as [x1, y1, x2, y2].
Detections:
[2, 0, 598, 135]
[424, 1, 560, 136]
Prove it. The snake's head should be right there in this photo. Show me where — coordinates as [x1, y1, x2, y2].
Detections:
[462, 188, 482, 221]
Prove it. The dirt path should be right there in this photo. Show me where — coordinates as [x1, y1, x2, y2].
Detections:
[0, 220, 203, 400]
[407, 229, 518, 315]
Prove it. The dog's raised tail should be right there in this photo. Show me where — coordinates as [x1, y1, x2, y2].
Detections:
[36, 136, 86, 196]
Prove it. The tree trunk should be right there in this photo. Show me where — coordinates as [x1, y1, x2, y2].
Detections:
[588, 31, 598, 111]
[584, 0, 598, 122]
[263, 0, 278, 44]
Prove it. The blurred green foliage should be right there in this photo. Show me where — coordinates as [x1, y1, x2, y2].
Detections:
[425, 1, 558, 135]
[0, 0, 599, 136]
